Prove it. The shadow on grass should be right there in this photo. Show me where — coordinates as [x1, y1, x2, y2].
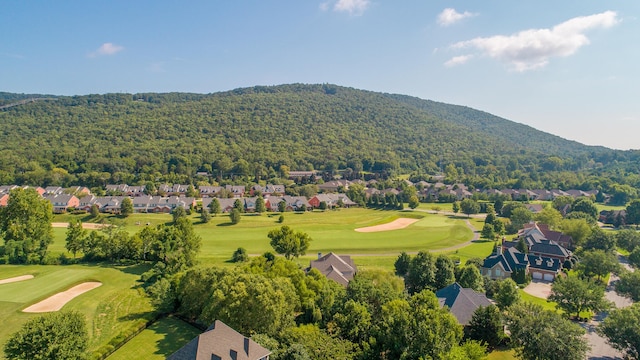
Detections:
[216, 222, 236, 227]
[151, 316, 202, 357]
[113, 262, 153, 276]
[471, 239, 495, 243]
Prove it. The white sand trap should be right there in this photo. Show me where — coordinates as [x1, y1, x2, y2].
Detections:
[0, 275, 34, 285]
[355, 218, 419, 233]
[51, 222, 107, 229]
[23, 282, 102, 313]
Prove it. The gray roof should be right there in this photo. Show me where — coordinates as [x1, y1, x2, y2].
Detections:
[436, 283, 493, 325]
[309, 252, 357, 287]
[168, 320, 270, 360]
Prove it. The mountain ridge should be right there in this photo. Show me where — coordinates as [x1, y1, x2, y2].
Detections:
[0, 83, 626, 188]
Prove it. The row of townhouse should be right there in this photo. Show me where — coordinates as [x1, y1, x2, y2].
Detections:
[77, 195, 196, 214]
[105, 183, 287, 198]
[201, 193, 357, 213]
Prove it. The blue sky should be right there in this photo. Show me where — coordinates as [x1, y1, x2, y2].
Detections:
[2, 1, 638, 150]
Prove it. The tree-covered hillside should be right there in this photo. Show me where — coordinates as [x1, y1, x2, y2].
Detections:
[0, 84, 637, 189]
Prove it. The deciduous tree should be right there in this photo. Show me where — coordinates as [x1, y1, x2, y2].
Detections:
[548, 276, 610, 319]
[506, 302, 589, 360]
[0, 188, 53, 263]
[597, 303, 640, 360]
[268, 225, 312, 259]
[4, 311, 88, 360]
[120, 197, 133, 217]
[65, 219, 87, 258]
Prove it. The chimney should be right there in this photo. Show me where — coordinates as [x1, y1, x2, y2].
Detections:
[318, 252, 322, 259]
[244, 337, 250, 355]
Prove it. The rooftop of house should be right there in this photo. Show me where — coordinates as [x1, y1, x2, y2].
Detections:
[309, 252, 357, 287]
[167, 320, 271, 360]
[436, 282, 493, 325]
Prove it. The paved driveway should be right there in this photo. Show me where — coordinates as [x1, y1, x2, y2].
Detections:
[523, 280, 552, 299]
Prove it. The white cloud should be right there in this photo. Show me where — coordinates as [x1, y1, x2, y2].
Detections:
[89, 42, 124, 58]
[444, 55, 473, 68]
[437, 8, 476, 26]
[322, 0, 370, 16]
[449, 11, 619, 71]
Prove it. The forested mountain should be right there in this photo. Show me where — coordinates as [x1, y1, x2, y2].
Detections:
[0, 84, 638, 190]
[383, 93, 607, 157]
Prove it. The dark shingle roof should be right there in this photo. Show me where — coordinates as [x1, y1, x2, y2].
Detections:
[436, 283, 493, 325]
[309, 252, 356, 287]
[168, 320, 271, 360]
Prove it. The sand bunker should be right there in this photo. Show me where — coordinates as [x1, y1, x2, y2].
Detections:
[0, 275, 34, 285]
[23, 282, 102, 313]
[51, 222, 106, 229]
[355, 218, 419, 233]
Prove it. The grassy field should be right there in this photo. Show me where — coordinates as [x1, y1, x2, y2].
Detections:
[53, 208, 475, 264]
[38, 207, 498, 358]
[107, 316, 201, 360]
[0, 264, 153, 359]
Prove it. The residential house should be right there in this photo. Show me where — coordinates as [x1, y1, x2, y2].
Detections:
[599, 209, 626, 226]
[0, 193, 9, 207]
[106, 184, 128, 194]
[515, 222, 574, 255]
[199, 186, 224, 198]
[43, 194, 80, 213]
[436, 283, 493, 325]
[481, 246, 529, 280]
[524, 204, 543, 213]
[65, 186, 92, 196]
[202, 197, 237, 213]
[44, 186, 65, 195]
[482, 235, 567, 282]
[225, 185, 246, 198]
[309, 252, 357, 287]
[308, 194, 355, 209]
[168, 320, 270, 360]
[265, 196, 310, 212]
[126, 185, 146, 197]
[317, 180, 351, 193]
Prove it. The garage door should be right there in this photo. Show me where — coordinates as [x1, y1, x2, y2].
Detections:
[543, 273, 554, 281]
[532, 272, 543, 280]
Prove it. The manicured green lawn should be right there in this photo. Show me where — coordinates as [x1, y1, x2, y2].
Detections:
[53, 208, 474, 265]
[0, 264, 153, 359]
[38, 207, 495, 358]
[107, 316, 201, 360]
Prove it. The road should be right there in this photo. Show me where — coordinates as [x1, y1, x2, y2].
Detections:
[583, 253, 633, 360]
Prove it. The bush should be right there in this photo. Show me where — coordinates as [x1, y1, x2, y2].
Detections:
[278, 214, 285, 223]
[231, 247, 249, 263]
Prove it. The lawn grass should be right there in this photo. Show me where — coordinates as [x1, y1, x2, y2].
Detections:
[519, 290, 556, 312]
[40, 207, 494, 358]
[487, 348, 517, 360]
[53, 208, 474, 265]
[0, 264, 153, 359]
[106, 316, 201, 360]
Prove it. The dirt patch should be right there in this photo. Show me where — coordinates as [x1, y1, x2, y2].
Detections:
[23, 282, 102, 313]
[355, 218, 419, 233]
[51, 222, 106, 229]
[0, 275, 34, 285]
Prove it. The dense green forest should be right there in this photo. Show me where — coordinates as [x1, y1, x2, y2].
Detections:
[1, 84, 639, 192]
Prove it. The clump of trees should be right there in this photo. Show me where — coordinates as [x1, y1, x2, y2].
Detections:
[0, 188, 53, 264]
[4, 311, 88, 360]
